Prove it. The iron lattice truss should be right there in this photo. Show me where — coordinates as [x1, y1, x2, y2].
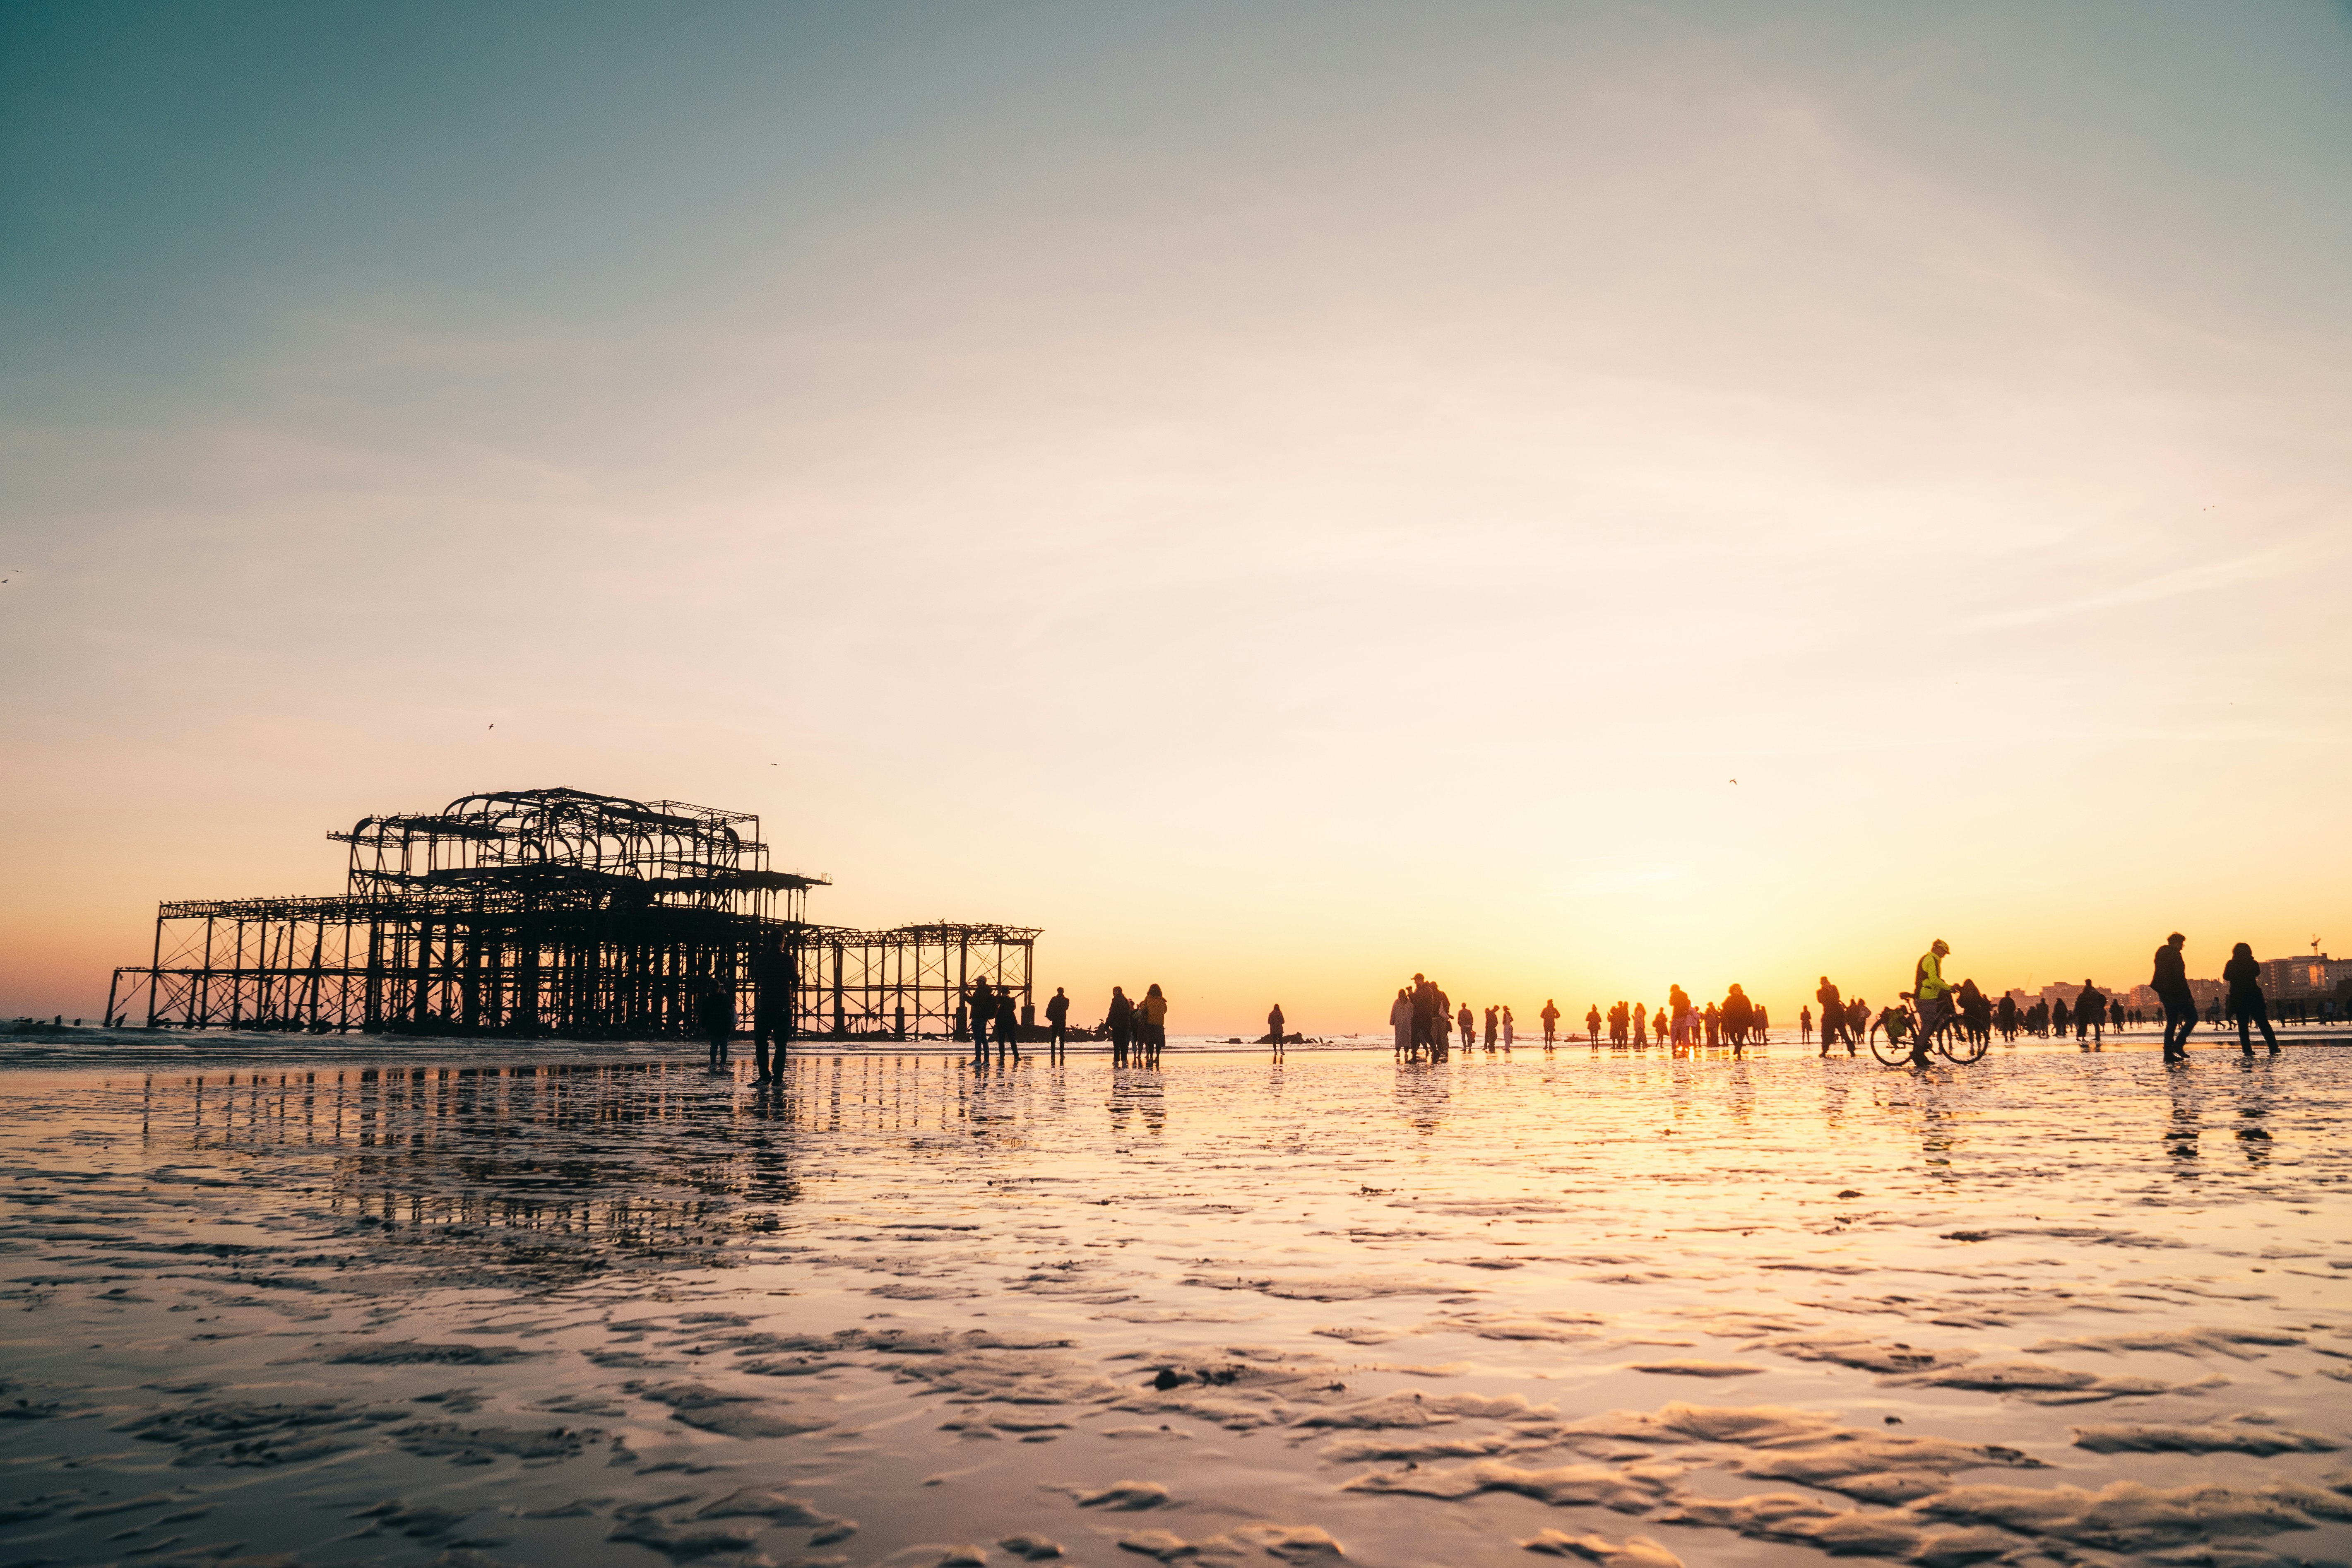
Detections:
[104, 787, 1037, 1042]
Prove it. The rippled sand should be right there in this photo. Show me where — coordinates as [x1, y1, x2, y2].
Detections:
[3, 1041, 2348, 1568]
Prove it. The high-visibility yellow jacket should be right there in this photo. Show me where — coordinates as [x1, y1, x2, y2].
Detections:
[1915, 950, 1950, 1000]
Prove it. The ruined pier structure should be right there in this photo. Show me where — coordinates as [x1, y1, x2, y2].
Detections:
[106, 787, 1037, 1041]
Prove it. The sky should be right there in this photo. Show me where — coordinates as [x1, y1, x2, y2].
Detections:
[3, 2, 2349, 1033]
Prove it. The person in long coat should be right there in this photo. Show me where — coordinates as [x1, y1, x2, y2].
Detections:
[1391, 988, 1413, 1056]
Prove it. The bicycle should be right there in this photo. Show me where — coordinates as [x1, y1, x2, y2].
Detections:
[1871, 994, 1989, 1066]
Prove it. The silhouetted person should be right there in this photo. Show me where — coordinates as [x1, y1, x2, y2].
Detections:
[2154, 932, 2195, 1056]
[2076, 980, 2104, 1043]
[2224, 941, 2277, 1054]
[1815, 976, 1844, 1054]
[1142, 983, 1169, 1063]
[1107, 985, 1134, 1063]
[1046, 986, 1070, 1054]
[1483, 1005, 1498, 1050]
[1412, 974, 1438, 1053]
[1631, 1002, 1646, 1047]
[996, 988, 1020, 1058]
[2052, 995, 2070, 1039]
[1585, 1004, 1601, 1047]
[1997, 992, 2018, 1041]
[1908, 938, 1953, 1067]
[752, 935, 794, 1083]
[1799, 1005, 1812, 1044]
[699, 980, 734, 1068]
[969, 978, 995, 1054]
[1456, 1001, 1474, 1050]
[1268, 1002, 1286, 1051]
[1540, 998, 1559, 1048]
[1722, 984, 1753, 1051]
[1391, 988, 1412, 1056]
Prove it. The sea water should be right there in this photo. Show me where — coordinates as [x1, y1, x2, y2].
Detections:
[1, 1041, 2347, 1568]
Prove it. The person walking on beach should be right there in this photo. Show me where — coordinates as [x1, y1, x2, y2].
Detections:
[2076, 981, 2105, 1044]
[1267, 1001, 1286, 1054]
[2153, 933, 2198, 1058]
[1483, 1005, 1498, 1050]
[1107, 985, 1134, 1063]
[751, 933, 793, 1083]
[1799, 1005, 1812, 1045]
[1391, 988, 1413, 1057]
[1501, 1005, 1515, 1048]
[1541, 999, 1559, 1049]
[1908, 939, 1954, 1068]
[1412, 975, 1438, 1054]
[1456, 1001, 1474, 1051]
[2224, 942, 2277, 1054]
[1815, 976, 1844, 1054]
[2052, 995, 2070, 1041]
[996, 988, 1020, 1058]
[1046, 986, 1070, 1056]
[1585, 1004, 1602, 1047]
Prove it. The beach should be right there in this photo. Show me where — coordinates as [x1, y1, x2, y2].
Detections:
[2, 1041, 2348, 1568]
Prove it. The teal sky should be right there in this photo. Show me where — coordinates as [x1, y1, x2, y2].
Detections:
[5, 4, 2350, 1027]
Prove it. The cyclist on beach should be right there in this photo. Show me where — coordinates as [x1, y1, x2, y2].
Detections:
[1907, 939, 1954, 1067]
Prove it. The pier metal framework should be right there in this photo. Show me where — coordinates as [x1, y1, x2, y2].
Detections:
[104, 787, 1037, 1042]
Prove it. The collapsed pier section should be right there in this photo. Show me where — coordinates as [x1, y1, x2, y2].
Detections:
[103, 787, 1037, 1041]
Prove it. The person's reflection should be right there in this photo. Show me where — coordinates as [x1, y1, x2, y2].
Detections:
[1109, 1066, 1164, 1136]
[2164, 1068, 2200, 1167]
[1393, 1058, 1448, 1136]
[2233, 1058, 2274, 1168]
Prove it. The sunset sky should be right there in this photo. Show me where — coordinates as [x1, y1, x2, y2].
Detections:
[4, 3, 2349, 1032]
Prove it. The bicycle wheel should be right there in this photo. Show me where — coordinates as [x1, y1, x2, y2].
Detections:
[1941, 1030, 1989, 1064]
[1869, 1029, 1911, 1067]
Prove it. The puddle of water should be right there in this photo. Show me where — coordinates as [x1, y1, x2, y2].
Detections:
[1, 1045, 2347, 1568]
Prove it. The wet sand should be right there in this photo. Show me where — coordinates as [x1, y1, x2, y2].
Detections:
[2, 1040, 2348, 1568]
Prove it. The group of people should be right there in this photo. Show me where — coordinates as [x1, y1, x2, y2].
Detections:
[1579, 986, 1771, 1050]
[1386, 975, 1525, 1058]
[1802, 932, 2285, 1067]
[1102, 983, 1170, 1065]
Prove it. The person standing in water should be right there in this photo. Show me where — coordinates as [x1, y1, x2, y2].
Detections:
[1141, 983, 1169, 1063]
[968, 977, 994, 1053]
[1045, 986, 1070, 1056]
[1585, 1004, 1602, 1047]
[1501, 1005, 1515, 1048]
[1483, 1005, 1498, 1050]
[1540, 998, 1560, 1049]
[1107, 985, 1134, 1063]
[1391, 988, 1413, 1057]
[1457, 1001, 1474, 1051]
[2223, 942, 2277, 1054]
[996, 988, 1020, 1058]
[1267, 1001, 1286, 1053]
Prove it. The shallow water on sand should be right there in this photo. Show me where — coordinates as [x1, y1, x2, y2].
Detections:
[3, 1044, 2349, 1568]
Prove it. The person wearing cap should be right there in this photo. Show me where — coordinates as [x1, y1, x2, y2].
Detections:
[1909, 939, 1954, 1066]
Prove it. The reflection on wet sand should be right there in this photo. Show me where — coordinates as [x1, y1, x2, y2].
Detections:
[2, 1047, 2349, 1568]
